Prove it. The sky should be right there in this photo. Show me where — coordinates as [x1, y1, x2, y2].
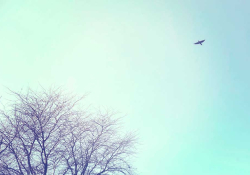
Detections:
[0, 0, 250, 174]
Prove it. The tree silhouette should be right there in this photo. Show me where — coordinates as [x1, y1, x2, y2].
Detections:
[0, 87, 137, 175]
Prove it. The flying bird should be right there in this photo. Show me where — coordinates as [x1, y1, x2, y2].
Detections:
[194, 40, 205, 45]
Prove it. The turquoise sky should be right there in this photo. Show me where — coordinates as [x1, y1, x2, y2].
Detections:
[1, 0, 250, 174]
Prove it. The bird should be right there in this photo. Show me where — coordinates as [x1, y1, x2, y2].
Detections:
[194, 40, 205, 45]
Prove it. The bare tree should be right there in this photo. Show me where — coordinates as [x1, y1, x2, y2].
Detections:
[0, 87, 137, 175]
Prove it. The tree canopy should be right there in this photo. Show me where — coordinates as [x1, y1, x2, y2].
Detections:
[0, 87, 137, 175]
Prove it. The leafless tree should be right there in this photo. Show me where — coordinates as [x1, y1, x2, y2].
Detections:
[0, 87, 137, 175]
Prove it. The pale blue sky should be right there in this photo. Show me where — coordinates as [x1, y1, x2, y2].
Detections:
[0, 0, 250, 174]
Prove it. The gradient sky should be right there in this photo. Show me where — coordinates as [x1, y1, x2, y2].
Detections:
[0, 0, 250, 174]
